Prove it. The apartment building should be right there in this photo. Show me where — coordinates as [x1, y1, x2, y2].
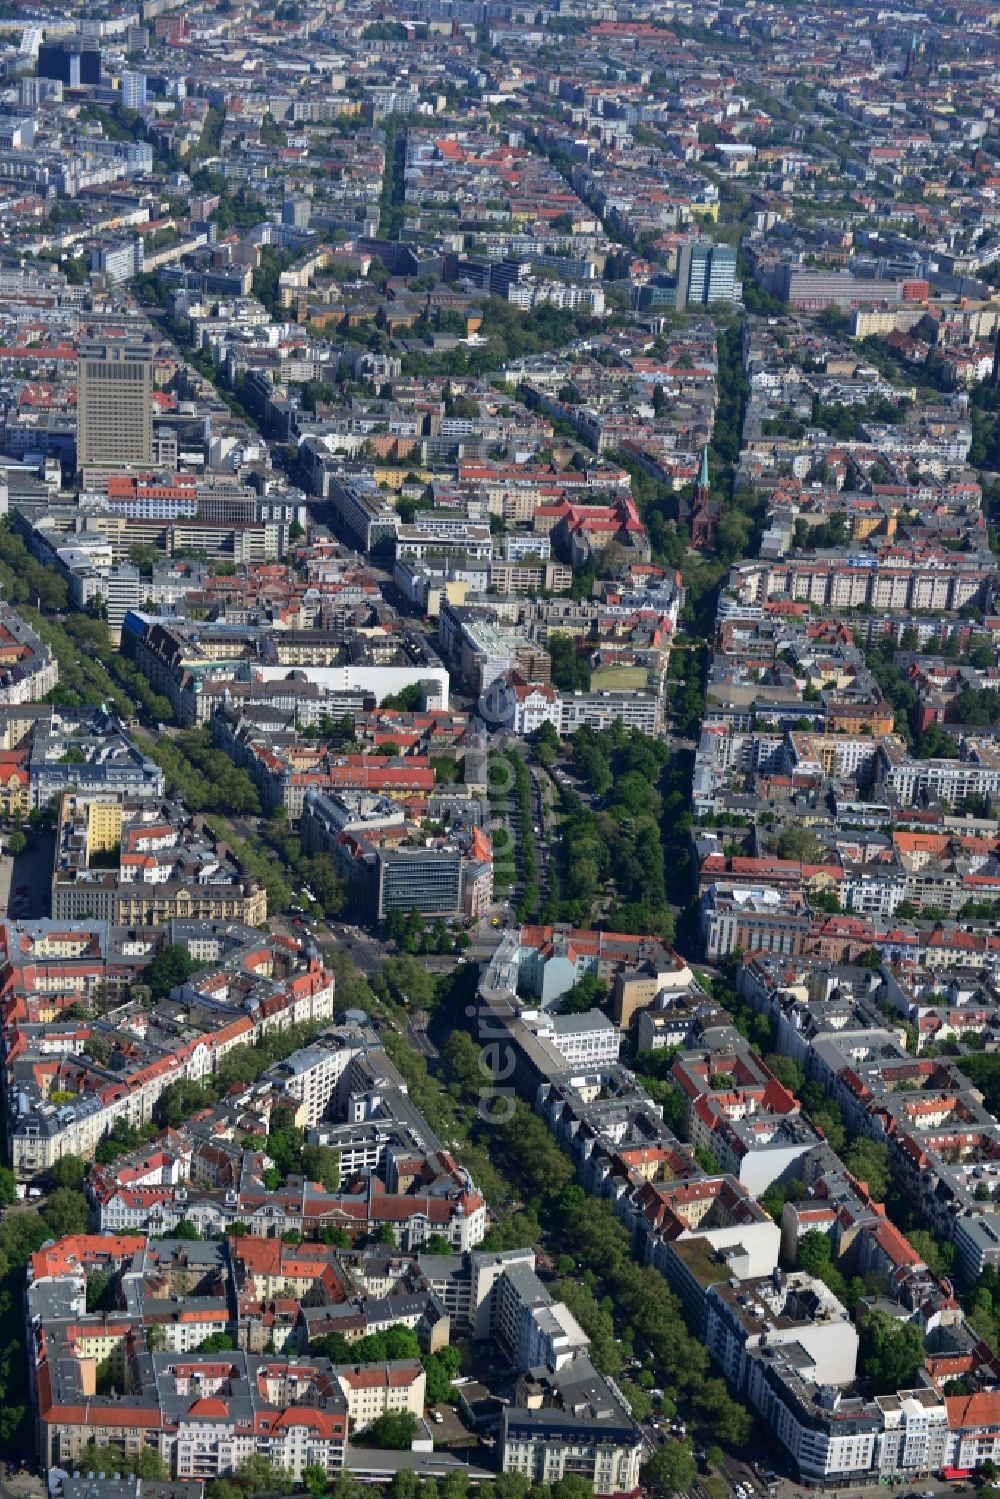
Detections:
[521, 1010, 621, 1069]
[28, 1235, 350, 1476]
[27, 708, 165, 810]
[701, 884, 813, 960]
[878, 738, 1000, 808]
[7, 930, 335, 1176]
[0, 605, 58, 704]
[333, 1362, 426, 1432]
[501, 1360, 643, 1497]
[51, 793, 268, 927]
[260, 1031, 368, 1128]
[705, 1271, 859, 1396]
[493, 1260, 590, 1373]
[732, 553, 990, 614]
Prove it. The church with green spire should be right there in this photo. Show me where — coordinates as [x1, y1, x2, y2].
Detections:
[690, 446, 718, 551]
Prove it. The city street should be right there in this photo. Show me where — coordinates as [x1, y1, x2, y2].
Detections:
[319, 921, 386, 975]
[270, 917, 388, 978]
[407, 1009, 439, 1059]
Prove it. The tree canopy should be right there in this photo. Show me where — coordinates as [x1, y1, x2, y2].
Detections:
[858, 1308, 925, 1393]
[146, 944, 202, 999]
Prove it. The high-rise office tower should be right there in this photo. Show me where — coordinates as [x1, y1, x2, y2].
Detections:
[37, 37, 101, 87]
[77, 337, 154, 470]
[638, 238, 739, 313]
[704, 242, 738, 304]
[676, 239, 737, 309]
[122, 71, 147, 111]
[282, 196, 311, 229]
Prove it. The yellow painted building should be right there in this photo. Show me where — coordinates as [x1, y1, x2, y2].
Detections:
[86, 798, 125, 857]
[0, 760, 30, 818]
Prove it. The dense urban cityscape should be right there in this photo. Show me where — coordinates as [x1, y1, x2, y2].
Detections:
[0, 2, 998, 1499]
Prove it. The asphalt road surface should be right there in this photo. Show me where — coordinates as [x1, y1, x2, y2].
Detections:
[407, 1017, 439, 1059]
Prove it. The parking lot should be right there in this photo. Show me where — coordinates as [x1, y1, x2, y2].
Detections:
[427, 1403, 470, 1447]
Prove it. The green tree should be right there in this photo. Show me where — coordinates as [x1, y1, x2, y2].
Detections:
[533, 719, 559, 767]
[368, 1410, 418, 1448]
[198, 1332, 234, 1352]
[858, 1308, 925, 1393]
[310, 1332, 352, 1363]
[300, 1146, 342, 1193]
[712, 1393, 752, 1446]
[268, 1106, 305, 1180]
[797, 1229, 833, 1275]
[548, 633, 592, 692]
[441, 1030, 482, 1096]
[423, 1344, 460, 1404]
[86, 1268, 112, 1313]
[492, 1478, 531, 1499]
[93, 1116, 149, 1166]
[327, 1475, 362, 1499]
[48, 1151, 86, 1187]
[551, 1480, 594, 1499]
[231, 1455, 294, 1493]
[158, 1078, 218, 1127]
[800, 1083, 847, 1152]
[321, 1226, 351, 1249]
[558, 974, 608, 1015]
[382, 953, 437, 1009]
[553, 1276, 622, 1376]
[431, 755, 460, 784]
[497, 1104, 574, 1204]
[0, 1169, 16, 1207]
[40, 1187, 90, 1238]
[146, 944, 202, 998]
[79, 1446, 168, 1480]
[303, 1465, 329, 1498]
[763, 1053, 804, 1094]
[85, 1034, 113, 1066]
[907, 1229, 954, 1278]
[643, 1441, 697, 1494]
[843, 1139, 890, 1202]
[774, 826, 824, 862]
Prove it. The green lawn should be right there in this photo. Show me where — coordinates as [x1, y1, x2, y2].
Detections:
[590, 665, 648, 689]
